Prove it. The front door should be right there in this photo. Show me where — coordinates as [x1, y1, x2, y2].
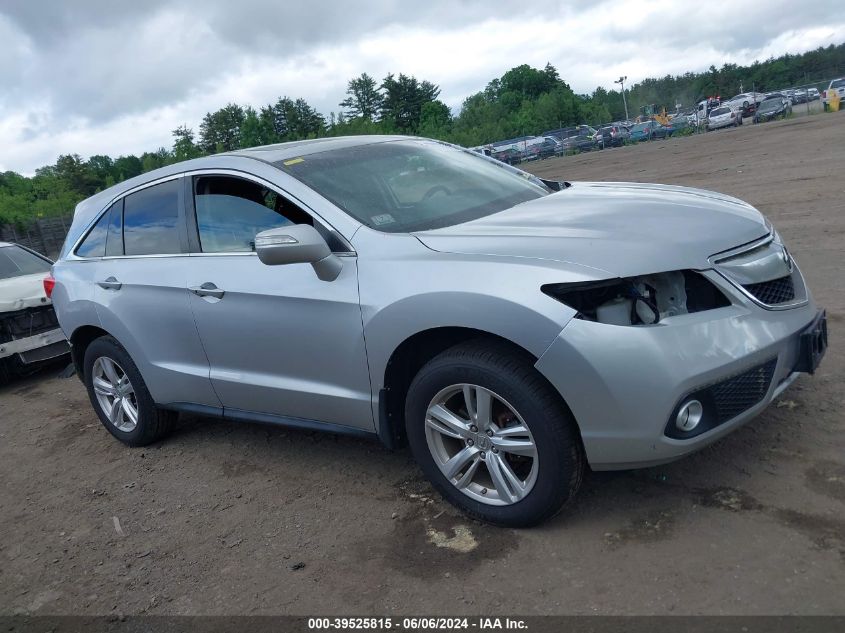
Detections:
[182, 173, 373, 431]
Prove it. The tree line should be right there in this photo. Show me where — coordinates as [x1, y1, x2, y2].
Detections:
[2, 43, 842, 225]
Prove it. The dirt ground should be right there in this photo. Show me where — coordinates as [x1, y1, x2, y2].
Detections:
[1, 111, 844, 616]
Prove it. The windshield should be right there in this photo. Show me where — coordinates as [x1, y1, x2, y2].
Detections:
[631, 123, 649, 132]
[759, 99, 781, 112]
[832, 79, 845, 89]
[0, 245, 51, 280]
[276, 140, 551, 233]
[710, 107, 730, 116]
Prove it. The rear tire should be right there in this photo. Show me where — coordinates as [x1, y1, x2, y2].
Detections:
[404, 340, 585, 527]
[83, 336, 176, 447]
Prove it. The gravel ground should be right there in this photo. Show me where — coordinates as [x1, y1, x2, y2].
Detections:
[1, 110, 844, 616]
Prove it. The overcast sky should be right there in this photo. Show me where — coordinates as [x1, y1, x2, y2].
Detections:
[1, 0, 842, 174]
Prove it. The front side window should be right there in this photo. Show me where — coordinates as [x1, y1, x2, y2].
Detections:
[0, 245, 51, 279]
[277, 140, 550, 233]
[193, 176, 312, 253]
[123, 179, 181, 256]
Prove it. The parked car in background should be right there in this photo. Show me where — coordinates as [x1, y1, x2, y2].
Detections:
[666, 114, 693, 133]
[808, 87, 820, 101]
[706, 106, 742, 131]
[543, 125, 596, 142]
[754, 96, 792, 123]
[695, 97, 722, 128]
[561, 134, 598, 153]
[792, 89, 808, 104]
[822, 78, 845, 108]
[49, 135, 826, 527]
[492, 147, 522, 165]
[0, 242, 69, 382]
[594, 125, 630, 148]
[629, 120, 673, 141]
[725, 92, 763, 117]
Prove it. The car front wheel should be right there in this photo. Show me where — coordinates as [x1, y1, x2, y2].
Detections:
[83, 336, 176, 446]
[404, 340, 584, 527]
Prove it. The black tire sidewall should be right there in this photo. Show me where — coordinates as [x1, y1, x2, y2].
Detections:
[405, 350, 582, 527]
[83, 336, 159, 446]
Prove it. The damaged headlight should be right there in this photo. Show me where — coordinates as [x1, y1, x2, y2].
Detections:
[542, 270, 730, 326]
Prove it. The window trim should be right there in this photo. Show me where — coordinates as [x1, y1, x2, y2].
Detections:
[67, 168, 356, 261]
[183, 169, 356, 257]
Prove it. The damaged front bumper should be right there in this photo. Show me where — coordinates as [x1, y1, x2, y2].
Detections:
[535, 269, 825, 470]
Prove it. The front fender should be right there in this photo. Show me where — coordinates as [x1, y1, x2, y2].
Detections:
[353, 230, 604, 398]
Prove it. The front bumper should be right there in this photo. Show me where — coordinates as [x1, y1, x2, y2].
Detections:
[535, 270, 823, 470]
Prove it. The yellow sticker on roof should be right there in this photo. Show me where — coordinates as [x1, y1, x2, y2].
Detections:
[283, 157, 304, 166]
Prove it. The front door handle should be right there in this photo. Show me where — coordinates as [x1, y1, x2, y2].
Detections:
[189, 282, 225, 299]
[97, 277, 122, 290]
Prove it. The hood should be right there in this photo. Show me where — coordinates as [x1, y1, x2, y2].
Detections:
[414, 181, 769, 278]
[0, 272, 52, 313]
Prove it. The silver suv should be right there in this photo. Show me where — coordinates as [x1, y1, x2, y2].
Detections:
[50, 136, 827, 526]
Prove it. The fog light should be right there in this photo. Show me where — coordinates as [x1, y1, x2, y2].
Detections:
[676, 400, 704, 432]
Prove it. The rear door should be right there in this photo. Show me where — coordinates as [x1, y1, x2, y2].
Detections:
[87, 177, 220, 408]
[181, 172, 373, 431]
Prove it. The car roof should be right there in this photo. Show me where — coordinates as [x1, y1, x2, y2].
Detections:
[225, 134, 412, 163]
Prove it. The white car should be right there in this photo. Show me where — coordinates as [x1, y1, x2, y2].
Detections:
[706, 106, 741, 131]
[0, 242, 69, 381]
[822, 78, 845, 108]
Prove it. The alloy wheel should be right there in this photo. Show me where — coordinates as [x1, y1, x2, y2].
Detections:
[91, 356, 139, 432]
[425, 383, 538, 506]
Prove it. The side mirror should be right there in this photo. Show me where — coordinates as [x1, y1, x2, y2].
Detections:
[254, 224, 342, 282]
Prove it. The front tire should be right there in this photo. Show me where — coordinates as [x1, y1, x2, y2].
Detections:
[83, 336, 176, 446]
[404, 340, 584, 527]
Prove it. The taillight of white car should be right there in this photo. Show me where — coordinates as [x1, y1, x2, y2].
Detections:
[43, 274, 55, 299]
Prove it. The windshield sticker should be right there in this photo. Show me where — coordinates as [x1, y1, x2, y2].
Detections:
[371, 213, 396, 226]
[283, 157, 304, 166]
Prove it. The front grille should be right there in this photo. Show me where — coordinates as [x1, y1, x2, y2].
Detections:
[711, 359, 777, 423]
[743, 275, 795, 305]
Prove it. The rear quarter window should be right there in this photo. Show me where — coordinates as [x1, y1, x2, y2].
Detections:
[75, 210, 110, 258]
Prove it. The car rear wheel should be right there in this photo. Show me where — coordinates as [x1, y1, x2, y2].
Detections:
[404, 340, 584, 527]
[83, 336, 176, 446]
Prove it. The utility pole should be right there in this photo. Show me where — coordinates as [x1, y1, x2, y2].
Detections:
[615, 76, 629, 121]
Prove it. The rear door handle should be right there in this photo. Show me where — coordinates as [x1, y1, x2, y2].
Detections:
[189, 282, 225, 299]
[97, 277, 122, 290]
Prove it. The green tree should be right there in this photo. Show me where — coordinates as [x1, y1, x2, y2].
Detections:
[380, 73, 440, 133]
[198, 103, 246, 152]
[340, 72, 383, 120]
[172, 125, 202, 161]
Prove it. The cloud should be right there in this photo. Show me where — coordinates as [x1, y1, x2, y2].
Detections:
[0, 0, 842, 174]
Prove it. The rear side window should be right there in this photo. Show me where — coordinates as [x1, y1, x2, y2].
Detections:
[123, 179, 181, 256]
[0, 245, 51, 279]
[75, 211, 110, 258]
